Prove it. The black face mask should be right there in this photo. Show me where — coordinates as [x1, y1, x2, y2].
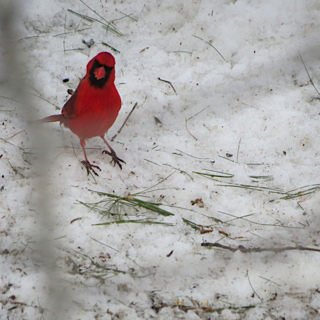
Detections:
[89, 59, 113, 89]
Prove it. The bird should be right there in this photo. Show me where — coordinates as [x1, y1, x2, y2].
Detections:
[39, 52, 125, 176]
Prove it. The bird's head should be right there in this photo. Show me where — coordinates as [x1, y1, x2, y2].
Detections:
[86, 52, 116, 88]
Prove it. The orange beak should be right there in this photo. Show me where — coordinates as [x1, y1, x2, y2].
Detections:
[94, 66, 106, 80]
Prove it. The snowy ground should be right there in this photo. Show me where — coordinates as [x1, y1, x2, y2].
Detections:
[1, 0, 320, 319]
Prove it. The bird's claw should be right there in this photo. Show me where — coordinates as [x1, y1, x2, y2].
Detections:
[81, 160, 101, 176]
[102, 149, 125, 169]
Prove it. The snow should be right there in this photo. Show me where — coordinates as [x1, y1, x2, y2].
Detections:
[1, 0, 320, 319]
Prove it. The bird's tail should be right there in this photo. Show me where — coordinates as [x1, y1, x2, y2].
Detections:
[30, 114, 67, 127]
[40, 114, 64, 123]
[32, 114, 69, 126]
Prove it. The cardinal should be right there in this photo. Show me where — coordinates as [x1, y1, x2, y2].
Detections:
[39, 52, 125, 176]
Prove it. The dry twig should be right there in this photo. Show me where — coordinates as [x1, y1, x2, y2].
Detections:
[158, 77, 177, 94]
[193, 35, 227, 62]
[299, 52, 320, 96]
[111, 102, 137, 141]
[201, 242, 320, 253]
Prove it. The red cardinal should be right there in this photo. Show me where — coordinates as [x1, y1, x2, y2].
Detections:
[40, 52, 124, 175]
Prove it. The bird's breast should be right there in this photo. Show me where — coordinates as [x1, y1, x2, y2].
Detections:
[67, 85, 121, 140]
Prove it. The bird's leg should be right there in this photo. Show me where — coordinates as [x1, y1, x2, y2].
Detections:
[80, 139, 101, 176]
[101, 136, 125, 170]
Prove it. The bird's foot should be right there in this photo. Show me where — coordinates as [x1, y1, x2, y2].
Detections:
[81, 160, 101, 176]
[102, 149, 125, 170]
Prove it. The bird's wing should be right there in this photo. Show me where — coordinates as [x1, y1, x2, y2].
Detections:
[62, 86, 80, 119]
